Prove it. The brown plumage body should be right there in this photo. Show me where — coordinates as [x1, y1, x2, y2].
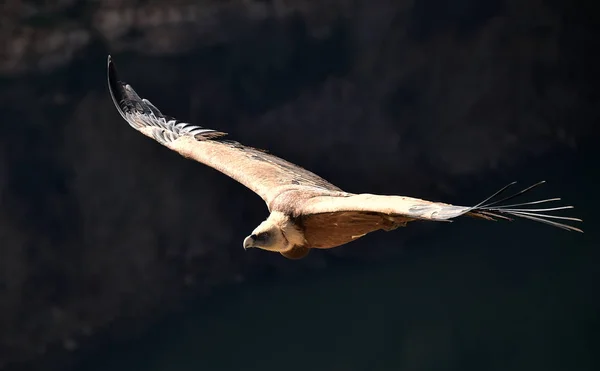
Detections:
[106, 56, 583, 260]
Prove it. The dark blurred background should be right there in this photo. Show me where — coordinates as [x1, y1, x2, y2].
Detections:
[0, 0, 598, 370]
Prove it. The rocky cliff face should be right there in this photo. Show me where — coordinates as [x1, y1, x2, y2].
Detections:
[0, 0, 596, 369]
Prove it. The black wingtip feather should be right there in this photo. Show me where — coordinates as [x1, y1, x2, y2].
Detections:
[107, 55, 128, 120]
[107, 54, 118, 92]
[106, 55, 229, 141]
[107, 55, 157, 121]
[467, 181, 584, 233]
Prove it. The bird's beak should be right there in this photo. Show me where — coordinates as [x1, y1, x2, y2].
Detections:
[243, 235, 255, 250]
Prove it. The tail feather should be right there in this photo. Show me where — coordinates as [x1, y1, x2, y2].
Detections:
[465, 181, 583, 233]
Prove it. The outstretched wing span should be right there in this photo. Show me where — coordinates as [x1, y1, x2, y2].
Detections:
[107, 55, 341, 206]
[298, 181, 583, 238]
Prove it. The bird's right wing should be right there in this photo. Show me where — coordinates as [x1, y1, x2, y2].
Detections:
[107, 56, 342, 207]
[298, 181, 583, 232]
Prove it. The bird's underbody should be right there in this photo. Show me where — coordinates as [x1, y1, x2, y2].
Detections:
[106, 55, 583, 260]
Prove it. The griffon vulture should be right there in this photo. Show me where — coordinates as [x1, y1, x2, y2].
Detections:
[107, 55, 583, 260]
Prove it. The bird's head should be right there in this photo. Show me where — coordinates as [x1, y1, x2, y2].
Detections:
[243, 212, 305, 253]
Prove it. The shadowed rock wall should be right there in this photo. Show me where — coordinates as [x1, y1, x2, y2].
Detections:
[0, 0, 597, 369]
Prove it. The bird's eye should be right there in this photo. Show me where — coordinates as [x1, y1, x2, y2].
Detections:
[255, 232, 269, 241]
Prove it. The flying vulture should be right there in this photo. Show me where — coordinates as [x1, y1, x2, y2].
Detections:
[107, 56, 583, 260]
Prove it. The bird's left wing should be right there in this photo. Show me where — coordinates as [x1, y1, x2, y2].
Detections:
[297, 181, 583, 232]
[107, 56, 342, 207]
